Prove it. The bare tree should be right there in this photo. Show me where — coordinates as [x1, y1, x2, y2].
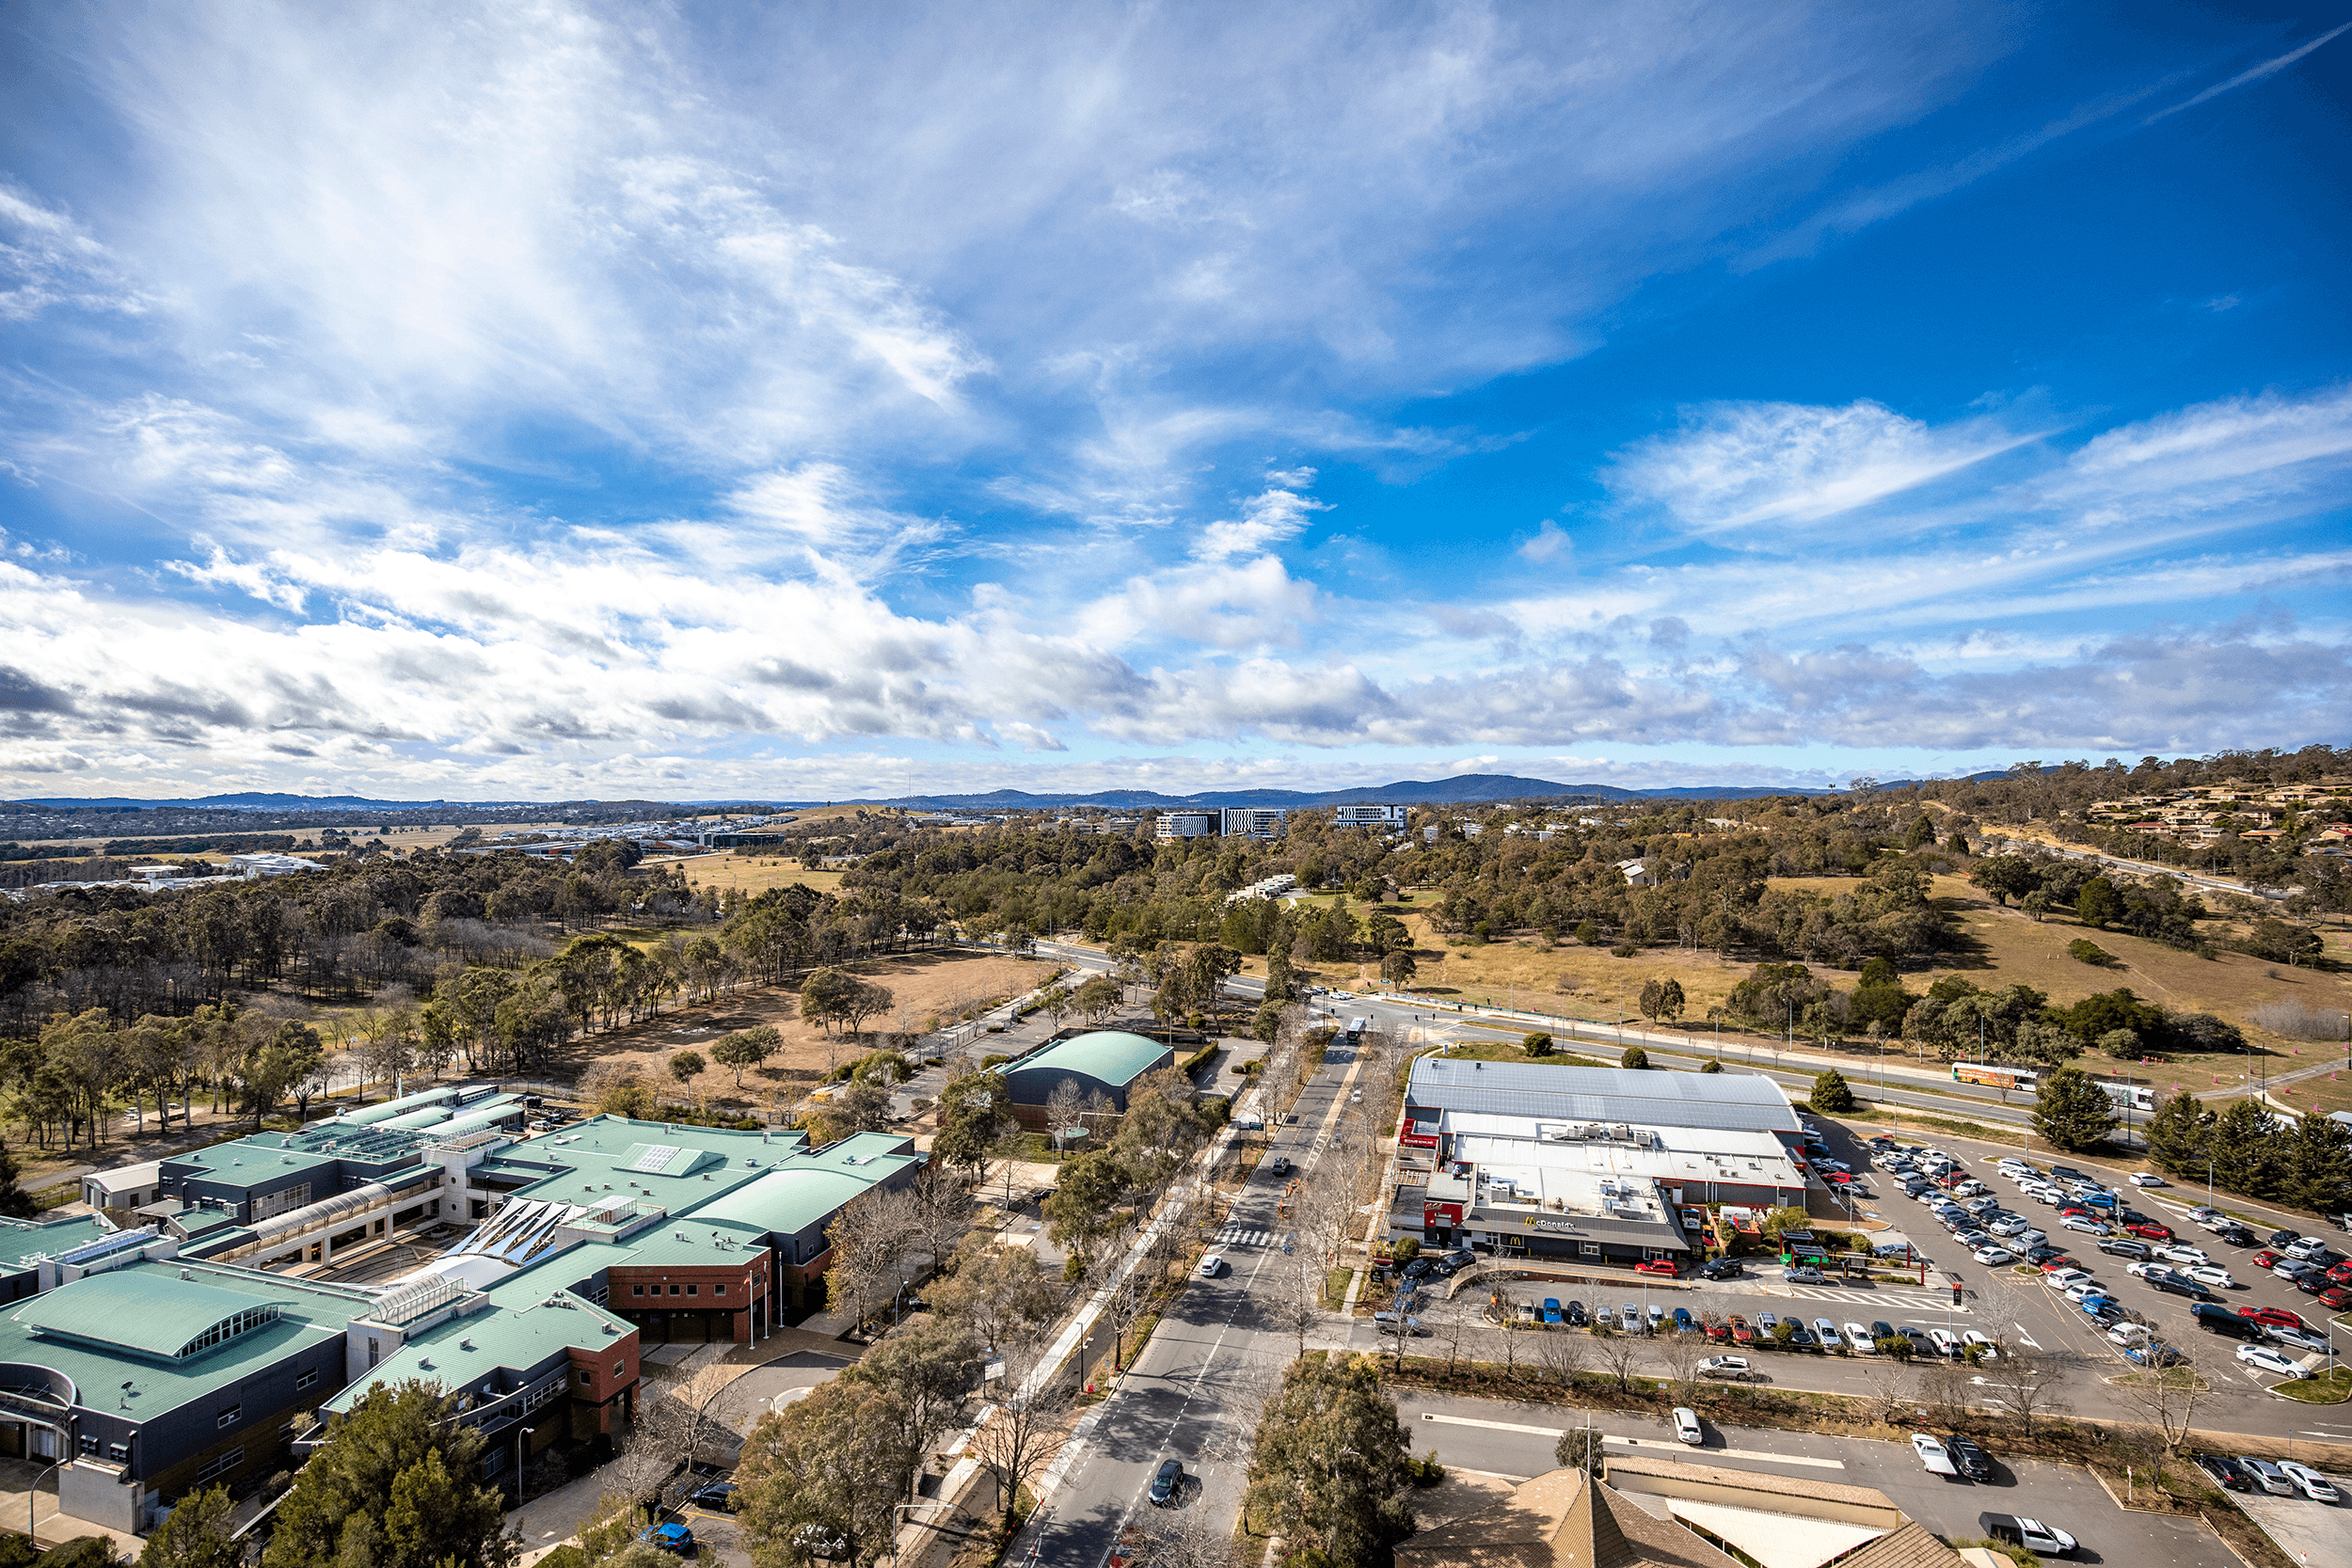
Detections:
[2110, 1338, 2217, 1459]
[1654, 1321, 1712, 1395]
[1533, 1322, 1589, 1389]
[1978, 1342, 2078, 1437]
[824, 1183, 918, 1334]
[1590, 1324, 1648, 1395]
[1918, 1359, 1974, 1429]
[1132, 1497, 1237, 1568]
[966, 1355, 1069, 1534]
[903, 1162, 976, 1282]
[613, 1364, 754, 1509]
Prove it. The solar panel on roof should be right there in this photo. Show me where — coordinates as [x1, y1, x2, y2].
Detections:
[628, 1144, 689, 1174]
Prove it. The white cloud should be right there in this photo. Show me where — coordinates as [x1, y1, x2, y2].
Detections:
[2145, 22, 2351, 125]
[1193, 470, 1330, 560]
[1518, 519, 1572, 562]
[1607, 400, 2042, 540]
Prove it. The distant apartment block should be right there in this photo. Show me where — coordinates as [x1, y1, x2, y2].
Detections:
[1331, 803, 1408, 829]
[1154, 810, 1217, 841]
[1220, 807, 1289, 839]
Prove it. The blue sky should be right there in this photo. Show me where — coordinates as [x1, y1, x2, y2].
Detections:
[1, 2, 2347, 802]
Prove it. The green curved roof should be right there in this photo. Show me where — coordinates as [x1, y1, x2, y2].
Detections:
[1006, 1031, 1173, 1091]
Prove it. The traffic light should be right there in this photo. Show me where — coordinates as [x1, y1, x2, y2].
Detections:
[1951, 1283, 1963, 1307]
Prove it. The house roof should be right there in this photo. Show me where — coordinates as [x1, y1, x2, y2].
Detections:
[324, 1289, 635, 1416]
[1002, 1031, 1173, 1093]
[0, 1215, 111, 1273]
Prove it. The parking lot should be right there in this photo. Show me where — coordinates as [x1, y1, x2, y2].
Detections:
[1394, 1388, 2234, 1567]
[2233, 1482, 2352, 1568]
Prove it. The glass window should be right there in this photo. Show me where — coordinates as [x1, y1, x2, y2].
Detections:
[686, 1284, 697, 1296]
[217, 1405, 242, 1430]
[632, 1284, 644, 1296]
[613, 1361, 625, 1375]
[1581, 1243, 1601, 1257]
[714, 1284, 725, 1296]
[295, 1369, 317, 1391]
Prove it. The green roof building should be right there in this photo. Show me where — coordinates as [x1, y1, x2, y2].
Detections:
[1000, 1030, 1177, 1130]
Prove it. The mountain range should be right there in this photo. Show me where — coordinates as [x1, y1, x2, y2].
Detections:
[10, 772, 1868, 814]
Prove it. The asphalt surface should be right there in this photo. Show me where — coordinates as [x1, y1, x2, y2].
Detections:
[1017, 1019, 1371, 1568]
[1393, 1387, 2237, 1568]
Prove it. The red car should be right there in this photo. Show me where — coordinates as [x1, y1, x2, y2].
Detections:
[1729, 1316, 1755, 1344]
[2252, 1250, 2284, 1270]
[1636, 1258, 1679, 1278]
[2237, 1306, 2307, 1330]
[2039, 1259, 2078, 1274]
[1704, 1321, 1732, 1340]
[2057, 1205, 2092, 1220]
[2326, 1260, 2352, 1283]
[1824, 1172, 1855, 1185]
[2321, 1287, 2352, 1311]
[2125, 1222, 2173, 1243]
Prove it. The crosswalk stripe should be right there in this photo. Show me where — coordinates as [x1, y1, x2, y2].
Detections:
[1213, 1227, 1273, 1245]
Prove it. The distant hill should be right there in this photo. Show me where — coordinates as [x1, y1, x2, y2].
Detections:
[11, 772, 1843, 815]
[812, 773, 1835, 810]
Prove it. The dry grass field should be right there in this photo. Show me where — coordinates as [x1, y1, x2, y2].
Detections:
[1249, 876, 2352, 1108]
[664, 860, 850, 897]
[572, 949, 1058, 1111]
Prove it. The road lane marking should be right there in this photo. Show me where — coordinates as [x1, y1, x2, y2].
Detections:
[1415, 1413, 1844, 1467]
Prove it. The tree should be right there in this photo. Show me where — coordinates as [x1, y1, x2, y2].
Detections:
[1808, 1069, 1856, 1114]
[668, 1050, 705, 1090]
[2032, 1068, 2119, 1152]
[1073, 973, 1122, 1024]
[239, 1022, 324, 1132]
[801, 967, 857, 1034]
[933, 1069, 1015, 1179]
[2282, 1111, 2352, 1217]
[839, 1317, 978, 1495]
[2207, 1098, 2280, 1198]
[2111, 1338, 2216, 1457]
[138, 1483, 238, 1568]
[1700, 1058, 1724, 1073]
[1977, 1342, 2077, 1438]
[1380, 948, 1418, 989]
[1970, 855, 2039, 908]
[824, 1185, 916, 1333]
[964, 1351, 1067, 1533]
[1521, 1032, 1553, 1057]
[1656, 977, 1686, 1023]
[1252, 999, 1285, 1042]
[1553, 1424, 1606, 1476]
[1638, 978, 1666, 1023]
[2143, 1089, 2212, 1177]
[1241, 1355, 1416, 1568]
[1620, 1046, 1649, 1070]
[2076, 876, 2124, 929]
[262, 1380, 516, 1568]
[710, 1025, 780, 1088]
[736, 1377, 918, 1567]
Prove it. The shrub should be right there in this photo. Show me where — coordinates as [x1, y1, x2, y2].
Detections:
[1621, 1046, 1651, 1070]
[2067, 939, 2120, 967]
[1391, 1236, 1422, 1263]
[2251, 1000, 2351, 1041]
[1523, 1032, 1554, 1057]
[1808, 1069, 1857, 1114]
[981, 1053, 1011, 1069]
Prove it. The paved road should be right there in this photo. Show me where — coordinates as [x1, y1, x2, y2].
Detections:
[1393, 1387, 2235, 1568]
[1015, 1024, 1372, 1567]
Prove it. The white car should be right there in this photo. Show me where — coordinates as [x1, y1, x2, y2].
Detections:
[1911, 1433, 1957, 1475]
[1696, 1355, 1752, 1377]
[2129, 1172, 2167, 1187]
[2236, 1343, 2306, 1377]
[1973, 1245, 2016, 1265]
[1199, 1252, 1225, 1276]
[2158, 1244, 2209, 1266]
[2285, 1238, 2332, 1260]
[2064, 1279, 2101, 1302]
[1988, 1215, 2028, 1236]
[2185, 1265, 2237, 1291]
[1928, 1328, 1962, 1357]
[2126, 1259, 2164, 1279]
[2277, 1461, 2341, 1503]
[1672, 1406, 1704, 1445]
[1963, 1330, 1999, 1360]
[1842, 1322, 1876, 1354]
[2015, 1228, 2047, 1247]
[2043, 1269, 2093, 1292]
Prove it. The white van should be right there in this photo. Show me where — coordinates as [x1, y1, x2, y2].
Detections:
[1672, 1407, 1704, 1445]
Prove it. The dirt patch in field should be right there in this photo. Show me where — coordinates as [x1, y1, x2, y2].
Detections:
[570, 949, 1058, 1107]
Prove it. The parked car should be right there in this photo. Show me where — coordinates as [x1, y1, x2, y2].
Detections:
[2099, 1238, 2152, 1260]
[1672, 1307, 1693, 1332]
[1947, 1433, 1994, 1481]
[2238, 1456, 2296, 1496]
[1783, 1266, 1828, 1285]
[2265, 1227, 2301, 1248]
[1541, 1299, 1562, 1324]
[2236, 1343, 2305, 1377]
[1928, 1328, 1962, 1357]
[1636, 1258, 1679, 1278]
[1812, 1317, 1840, 1346]
[1963, 1330, 2000, 1359]
[2185, 1266, 2237, 1291]
[2191, 1453, 2250, 1492]
[1911, 1433, 1958, 1477]
[1697, 1355, 1759, 1381]
[2158, 1244, 2210, 1266]
[1565, 1300, 1589, 1327]
[1842, 1322, 1876, 1354]
[1699, 1259, 1746, 1280]
[2125, 1222, 2173, 1243]
[1150, 1458, 1186, 1506]
[1371, 1311, 1428, 1336]
[1978, 1514, 2076, 1556]
[2268, 1325, 2333, 1354]
[640, 1523, 697, 1558]
[2253, 1250, 2284, 1270]
[2277, 1461, 2341, 1503]
[685, 1481, 739, 1512]
[1673, 1406, 1705, 1445]
[1973, 1245, 2016, 1265]
[2151, 1272, 2213, 1301]
[2321, 1287, 2352, 1312]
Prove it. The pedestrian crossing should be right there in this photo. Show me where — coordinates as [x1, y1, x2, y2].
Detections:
[1213, 1226, 1277, 1246]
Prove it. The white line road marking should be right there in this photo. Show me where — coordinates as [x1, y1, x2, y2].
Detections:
[1415, 1414, 1844, 1468]
[2011, 1329, 2042, 1349]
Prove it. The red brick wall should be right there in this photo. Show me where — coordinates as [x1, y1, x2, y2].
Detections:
[612, 1262, 768, 1342]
